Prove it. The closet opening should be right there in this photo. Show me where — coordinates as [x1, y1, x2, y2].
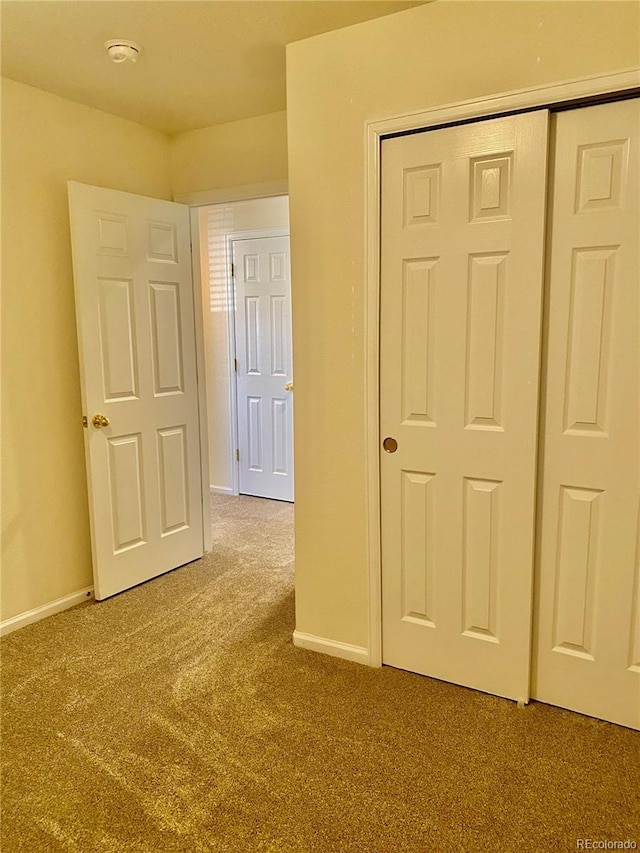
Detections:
[369, 74, 639, 730]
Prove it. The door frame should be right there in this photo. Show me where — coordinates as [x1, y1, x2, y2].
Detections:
[365, 67, 640, 668]
[189, 206, 213, 553]
[227, 228, 291, 496]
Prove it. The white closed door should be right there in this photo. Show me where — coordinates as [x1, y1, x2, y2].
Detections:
[68, 182, 204, 601]
[532, 99, 640, 729]
[380, 112, 549, 701]
[233, 236, 294, 502]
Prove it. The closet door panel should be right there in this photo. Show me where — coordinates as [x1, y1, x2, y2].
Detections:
[533, 99, 639, 730]
[380, 111, 549, 702]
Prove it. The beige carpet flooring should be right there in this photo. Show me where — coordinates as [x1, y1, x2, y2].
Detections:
[1, 494, 639, 853]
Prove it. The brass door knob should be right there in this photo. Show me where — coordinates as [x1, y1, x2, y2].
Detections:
[382, 437, 398, 453]
[285, 382, 294, 392]
[92, 413, 110, 429]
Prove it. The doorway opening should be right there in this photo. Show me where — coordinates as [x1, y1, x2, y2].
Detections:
[193, 195, 294, 516]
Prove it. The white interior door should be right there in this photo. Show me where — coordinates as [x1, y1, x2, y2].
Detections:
[233, 236, 294, 502]
[68, 182, 205, 600]
[380, 112, 549, 702]
[532, 99, 640, 730]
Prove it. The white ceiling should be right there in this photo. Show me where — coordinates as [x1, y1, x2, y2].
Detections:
[1, 0, 427, 135]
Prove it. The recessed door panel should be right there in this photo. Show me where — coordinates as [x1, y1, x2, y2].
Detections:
[470, 154, 512, 221]
[563, 248, 615, 435]
[270, 253, 286, 281]
[157, 426, 189, 535]
[97, 212, 128, 257]
[272, 398, 288, 475]
[98, 278, 138, 401]
[401, 259, 437, 426]
[247, 396, 263, 472]
[107, 434, 146, 554]
[150, 282, 184, 396]
[404, 165, 440, 226]
[552, 486, 602, 659]
[147, 221, 178, 264]
[270, 296, 286, 376]
[462, 478, 501, 642]
[400, 470, 435, 626]
[245, 296, 261, 375]
[244, 254, 259, 283]
[465, 254, 506, 430]
[575, 140, 628, 212]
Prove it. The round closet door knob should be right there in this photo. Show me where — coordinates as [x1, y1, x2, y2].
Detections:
[382, 437, 398, 453]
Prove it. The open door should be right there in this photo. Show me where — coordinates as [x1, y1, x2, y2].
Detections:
[68, 182, 206, 600]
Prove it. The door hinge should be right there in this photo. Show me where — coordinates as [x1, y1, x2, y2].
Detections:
[235, 448, 240, 462]
[230, 262, 235, 278]
[233, 358, 238, 372]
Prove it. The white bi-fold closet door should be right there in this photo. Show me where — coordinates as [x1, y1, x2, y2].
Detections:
[380, 98, 639, 730]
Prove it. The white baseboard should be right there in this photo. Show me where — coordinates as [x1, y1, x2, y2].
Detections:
[210, 485, 234, 496]
[292, 630, 370, 665]
[1, 587, 94, 637]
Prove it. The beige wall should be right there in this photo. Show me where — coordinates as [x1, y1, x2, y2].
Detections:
[198, 197, 290, 492]
[1, 78, 172, 621]
[1, 78, 289, 624]
[286, 1, 640, 649]
[171, 111, 288, 197]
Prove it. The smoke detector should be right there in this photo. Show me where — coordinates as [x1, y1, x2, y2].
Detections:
[105, 39, 141, 64]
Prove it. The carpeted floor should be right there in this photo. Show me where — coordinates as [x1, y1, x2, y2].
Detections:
[1, 494, 639, 853]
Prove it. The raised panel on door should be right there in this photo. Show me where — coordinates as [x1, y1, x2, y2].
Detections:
[107, 433, 146, 553]
[156, 425, 190, 536]
[247, 396, 264, 472]
[552, 486, 602, 658]
[98, 277, 139, 401]
[401, 259, 437, 426]
[149, 281, 185, 396]
[245, 295, 261, 375]
[532, 99, 640, 730]
[462, 477, 501, 641]
[146, 220, 178, 264]
[465, 254, 506, 430]
[400, 470, 436, 625]
[271, 397, 289, 476]
[270, 296, 286, 377]
[233, 235, 294, 502]
[563, 248, 616, 435]
[380, 111, 549, 702]
[68, 183, 205, 600]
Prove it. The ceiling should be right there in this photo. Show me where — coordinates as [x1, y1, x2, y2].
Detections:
[1, 0, 427, 135]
